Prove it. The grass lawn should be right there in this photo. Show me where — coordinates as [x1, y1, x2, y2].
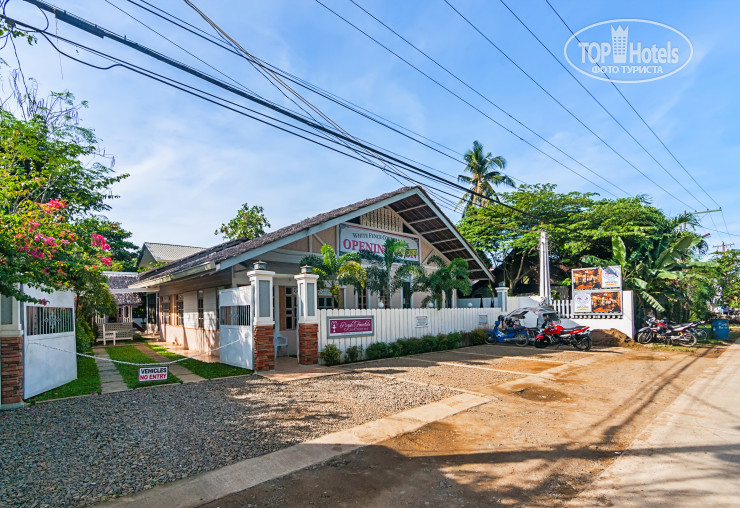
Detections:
[146, 343, 253, 379]
[27, 355, 101, 403]
[106, 345, 182, 389]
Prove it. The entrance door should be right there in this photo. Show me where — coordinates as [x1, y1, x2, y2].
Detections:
[218, 287, 254, 369]
[285, 287, 297, 330]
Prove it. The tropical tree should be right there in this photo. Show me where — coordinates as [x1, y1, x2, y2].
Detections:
[361, 238, 422, 308]
[415, 256, 472, 309]
[215, 202, 270, 241]
[299, 244, 366, 308]
[583, 235, 713, 321]
[457, 140, 514, 214]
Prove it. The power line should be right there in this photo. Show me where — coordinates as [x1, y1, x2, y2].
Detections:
[498, 0, 709, 211]
[542, 0, 733, 240]
[442, 0, 696, 210]
[344, 0, 627, 199]
[313, 0, 624, 199]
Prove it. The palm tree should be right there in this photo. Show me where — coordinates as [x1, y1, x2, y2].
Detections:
[360, 238, 422, 308]
[415, 256, 472, 309]
[299, 244, 366, 308]
[457, 140, 514, 214]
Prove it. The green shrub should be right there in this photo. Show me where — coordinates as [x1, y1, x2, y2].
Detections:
[75, 319, 94, 353]
[471, 328, 488, 346]
[446, 332, 462, 349]
[344, 345, 362, 362]
[421, 335, 438, 352]
[389, 341, 404, 357]
[366, 342, 390, 360]
[320, 344, 342, 366]
[402, 338, 421, 355]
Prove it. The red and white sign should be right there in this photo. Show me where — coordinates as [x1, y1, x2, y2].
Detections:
[138, 366, 168, 382]
[327, 316, 374, 337]
[339, 224, 420, 262]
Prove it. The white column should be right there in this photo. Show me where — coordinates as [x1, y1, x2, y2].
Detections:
[247, 261, 275, 327]
[539, 230, 551, 304]
[295, 266, 319, 324]
[496, 286, 509, 313]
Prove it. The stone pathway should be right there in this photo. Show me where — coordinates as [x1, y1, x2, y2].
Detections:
[133, 344, 205, 383]
[92, 347, 128, 393]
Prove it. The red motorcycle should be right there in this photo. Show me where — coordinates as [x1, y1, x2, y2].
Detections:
[534, 321, 592, 351]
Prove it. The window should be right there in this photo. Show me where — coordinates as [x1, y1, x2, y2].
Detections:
[402, 281, 412, 309]
[176, 294, 184, 326]
[161, 296, 170, 325]
[357, 288, 368, 310]
[306, 282, 315, 316]
[197, 291, 204, 329]
[25, 306, 73, 336]
[318, 296, 335, 310]
[219, 305, 251, 326]
[258, 280, 271, 318]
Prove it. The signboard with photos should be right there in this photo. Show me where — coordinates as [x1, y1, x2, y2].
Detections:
[572, 265, 623, 315]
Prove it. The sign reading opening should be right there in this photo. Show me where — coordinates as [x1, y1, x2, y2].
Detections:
[339, 224, 420, 263]
[138, 366, 168, 382]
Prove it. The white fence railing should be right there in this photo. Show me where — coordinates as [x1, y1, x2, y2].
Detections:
[318, 307, 501, 358]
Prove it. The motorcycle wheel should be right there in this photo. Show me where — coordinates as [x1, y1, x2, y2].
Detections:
[637, 331, 653, 344]
[676, 332, 697, 347]
[692, 328, 707, 341]
[485, 333, 497, 345]
[573, 337, 592, 351]
[514, 333, 529, 347]
[534, 338, 548, 349]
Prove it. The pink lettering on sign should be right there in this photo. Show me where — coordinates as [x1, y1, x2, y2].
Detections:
[328, 317, 374, 337]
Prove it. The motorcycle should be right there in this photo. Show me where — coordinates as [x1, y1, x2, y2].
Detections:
[485, 315, 529, 347]
[637, 317, 697, 346]
[534, 321, 592, 351]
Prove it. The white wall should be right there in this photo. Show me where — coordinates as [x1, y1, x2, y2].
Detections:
[318, 307, 501, 360]
[23, 287, 77, 399]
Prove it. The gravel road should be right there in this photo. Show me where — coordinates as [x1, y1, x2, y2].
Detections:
[0, 372, 453, 507]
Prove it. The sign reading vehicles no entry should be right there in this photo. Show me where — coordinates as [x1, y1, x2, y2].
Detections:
[138, 366, 168, 382]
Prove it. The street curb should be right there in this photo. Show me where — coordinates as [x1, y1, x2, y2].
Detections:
[102, 392, 489, 508]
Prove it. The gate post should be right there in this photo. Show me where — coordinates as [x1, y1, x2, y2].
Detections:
[295, 266, 319, 365]
[248, 261, 276, 372]
[1, 294, 24, 409]
[496, 286, 509, 313]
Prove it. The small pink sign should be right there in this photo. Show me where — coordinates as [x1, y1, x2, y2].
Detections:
[328, 317, 374, 337]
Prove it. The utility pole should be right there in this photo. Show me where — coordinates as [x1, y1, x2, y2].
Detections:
[713, 242, 735, 254]
[539, 229, 551, 305]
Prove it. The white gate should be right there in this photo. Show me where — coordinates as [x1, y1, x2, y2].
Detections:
[218, 287, 254, 370]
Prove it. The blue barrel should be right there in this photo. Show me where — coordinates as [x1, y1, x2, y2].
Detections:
[711, 319, 730, 340]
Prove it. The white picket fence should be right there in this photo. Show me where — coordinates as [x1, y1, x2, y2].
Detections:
[317, 307, 501, 359]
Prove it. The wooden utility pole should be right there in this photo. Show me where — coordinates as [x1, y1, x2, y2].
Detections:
[713, 242, 735, 254]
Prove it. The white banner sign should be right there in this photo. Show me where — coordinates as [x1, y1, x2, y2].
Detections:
[415, 315, 429, 327]
[139, 366, 168, 382]
[339, 224, 420, 262]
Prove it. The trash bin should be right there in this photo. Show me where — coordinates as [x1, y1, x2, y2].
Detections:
[711, 319, 730, 340]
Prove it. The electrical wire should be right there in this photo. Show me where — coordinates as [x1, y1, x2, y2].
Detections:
[442, 0, 695, 210]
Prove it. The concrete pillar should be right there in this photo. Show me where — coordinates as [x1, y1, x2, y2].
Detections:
[248, 261, 275, 372]
[496, 286, 510, 314]
[295, 266, 319, 365]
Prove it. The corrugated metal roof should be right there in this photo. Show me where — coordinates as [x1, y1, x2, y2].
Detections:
[141, 242, 205, 263]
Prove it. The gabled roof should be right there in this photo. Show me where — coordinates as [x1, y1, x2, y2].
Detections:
[134, 186, 493, 287]
[138, 242, 205, 264]
[103, 272, 143, 306]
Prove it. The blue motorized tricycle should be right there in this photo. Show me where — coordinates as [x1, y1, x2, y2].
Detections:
[485, 314, 530, 347]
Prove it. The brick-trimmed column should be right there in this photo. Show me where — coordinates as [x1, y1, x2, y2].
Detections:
[1, 336, 24, 404]
[298, 323, 318, 365]
[253, 324, 275, 372]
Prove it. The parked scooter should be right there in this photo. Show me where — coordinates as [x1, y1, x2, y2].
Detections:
[486, 315, 529, 347]
[637, 317, 697, 346]
[534, 321, 592, 351]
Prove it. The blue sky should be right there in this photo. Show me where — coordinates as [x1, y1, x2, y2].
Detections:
[3, 0, 739, 251]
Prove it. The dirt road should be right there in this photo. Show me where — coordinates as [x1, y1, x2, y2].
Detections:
[202, 343, 725, 507]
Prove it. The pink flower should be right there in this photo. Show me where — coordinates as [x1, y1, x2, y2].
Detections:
[101, 257, 112, 266]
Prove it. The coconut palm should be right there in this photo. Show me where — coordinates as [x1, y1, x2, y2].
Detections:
[457, 140, 514, 214]
[360, 238, 422, 308]
[415, 256, 472, 309]
[299, 244, 366, 308]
